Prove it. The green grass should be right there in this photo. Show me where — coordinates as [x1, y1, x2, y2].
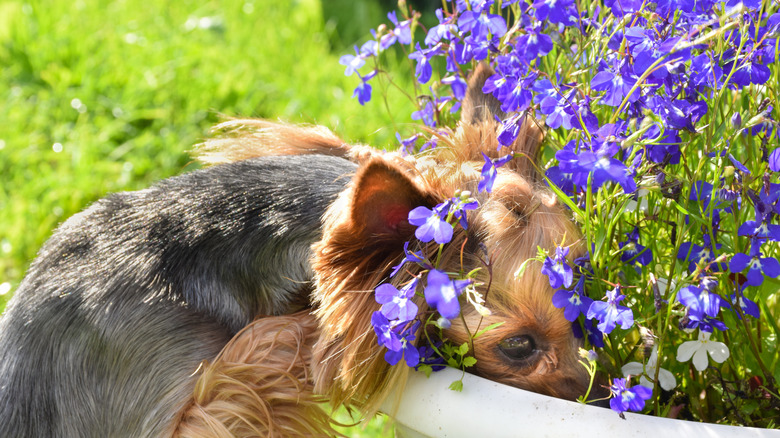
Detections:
[0, 0, 411, 435]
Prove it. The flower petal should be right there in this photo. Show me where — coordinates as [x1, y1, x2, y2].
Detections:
[676, 340, 698, 362]
[692, 347, 710, 371]
[706, 341, 730, 363]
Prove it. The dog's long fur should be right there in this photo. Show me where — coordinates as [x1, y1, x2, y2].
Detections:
[0, 65, 594, 437]
[0, 154, 357, 436]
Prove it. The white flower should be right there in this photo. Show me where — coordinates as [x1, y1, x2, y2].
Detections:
[676, 331, 730, 371]
[622, 346, 677, 391]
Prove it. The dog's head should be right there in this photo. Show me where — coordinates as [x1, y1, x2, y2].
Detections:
[311, 64, 594, 413]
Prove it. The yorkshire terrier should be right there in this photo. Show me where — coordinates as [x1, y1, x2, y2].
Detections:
[0, 65, 593, 437]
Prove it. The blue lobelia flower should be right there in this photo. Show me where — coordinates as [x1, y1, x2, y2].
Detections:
[729, 238, 780, 287]
[353, 78, 372, 105]
[425, 8, 457, 46]
[541, 245, 573, 289]
[618, 227, 652, 266]
[737, 219, 780, 242]
[384, 321, 421, 367]
[457, 8, 507, 41]
[572, 318, 605, 348]
[587, 286, 634, 334]
[590, 58, 641, 107]
[339, 50, 365, 77]
[677, 234, 724, 272]
[609, 378, 653, 414]
[379, 11, 412, 50]
[409, 43, 445, 85]
[424, 269, 471, 320]
[371, 311, 402, 351]
[411, 98, 437, 127]
[515, 23, 553, 62]
[556, 138, 637, 193]
[676, 277, 729, 322]
[729, 290, 760, 320]
[376, 278, 420, 322]
[552, 276, 593, 322]
[532, 0, 577, 25]
[416, 344, 447, 372]
[448, 196, 478, 231]
[408, 203, 453, 244]
[390, 241, 431, 278]
[478, 153, 514, 193]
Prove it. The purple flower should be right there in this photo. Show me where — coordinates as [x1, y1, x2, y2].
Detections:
[353, 79, 372, 105]
[541, 246, 573, 289]
[738, 219, 780, 242]
[677, 278, 729, 321]
[573, 318, 605, 348]
[409, 43, 445, 84]
[376, 279, 420, 322]
[441, 74, 468, 101]
[515, 24, 553, 62]
[417, 344, 447, 372]
[770, 148, 780, 172]
[677, 234, 723, 272]
[591, 61, 640, 107]
[729, 239, 780, 286]
[609, 378, 653, 413]
[479, 153, 513, 193]
[458, 9, 507, 40]
[497, 112, 531, 147]
[729, 291, 760, 320]
[371, 311, 402, 351]
[411, 99, 437, 127]
[425, 9, 457, 46]
[390, 241, 431, 278]
[619, 227, 652, 265]
[424, 269, 470, 319]
[556, 139, 637, 193]
[448, 196, 478, 230]
[379, 11, 412, 50]
[552, 276, 593, 321]
[408, 203, 453, 244]
[587, 286, 634, 334]
[396, 132, 421, 156]
[339, 51, 365, 77]
[384, 321, 421, 367]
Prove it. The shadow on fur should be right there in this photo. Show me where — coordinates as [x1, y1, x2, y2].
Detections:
[173, 313, 341, 438]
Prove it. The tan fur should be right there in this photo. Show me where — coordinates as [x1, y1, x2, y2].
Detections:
[198, 119, 381, 165]
[172, 313, 339, 438]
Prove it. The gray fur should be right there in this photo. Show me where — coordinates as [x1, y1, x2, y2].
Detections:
[0, 154, 357, 437]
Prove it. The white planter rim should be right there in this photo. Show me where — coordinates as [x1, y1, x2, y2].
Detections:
[381, 367, 779, 438]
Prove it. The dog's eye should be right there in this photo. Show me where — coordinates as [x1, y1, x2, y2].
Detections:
[498, 335, 537, 361]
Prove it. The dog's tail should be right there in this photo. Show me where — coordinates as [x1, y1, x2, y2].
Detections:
[172, 313, 343, 438]
[197, 119, 379, 165]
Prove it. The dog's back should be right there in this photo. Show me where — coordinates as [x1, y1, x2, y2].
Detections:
[0, 154, 357, 437]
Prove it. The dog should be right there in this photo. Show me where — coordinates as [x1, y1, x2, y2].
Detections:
[0, 65, 594, 437]
[174, 64, 596, 436]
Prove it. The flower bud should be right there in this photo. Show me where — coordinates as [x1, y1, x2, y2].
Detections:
[730, 112, 742, 128]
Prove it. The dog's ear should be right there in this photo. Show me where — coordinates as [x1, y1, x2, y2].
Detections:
[460, 63, 505, 125]
[458, 63, 544, 182]
[349, 158, 428, 241]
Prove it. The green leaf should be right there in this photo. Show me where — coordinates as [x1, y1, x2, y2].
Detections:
[462, 356, 477, 367]
[474, 321, 505, 339]
[449, 380, 464, 392]
[458, 342, 470, 356]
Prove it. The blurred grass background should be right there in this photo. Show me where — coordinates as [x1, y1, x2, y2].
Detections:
[0, 0, 422, 435]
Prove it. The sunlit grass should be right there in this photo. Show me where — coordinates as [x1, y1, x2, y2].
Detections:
[0, 0, 410, 434]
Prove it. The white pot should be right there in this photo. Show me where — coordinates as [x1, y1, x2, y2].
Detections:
[382, 367, 779, 438]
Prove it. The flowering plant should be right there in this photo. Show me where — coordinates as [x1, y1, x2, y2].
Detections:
[342, 0, 780, 426]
